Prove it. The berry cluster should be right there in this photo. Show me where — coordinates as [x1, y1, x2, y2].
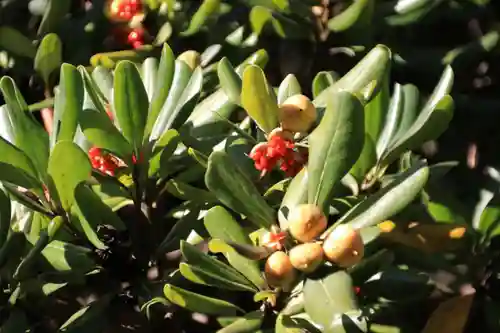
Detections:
[88, 147, 121, 176]
[249, 131, 307, 177]
[127, 28, 145, 49]
[109, 0, 143, 21]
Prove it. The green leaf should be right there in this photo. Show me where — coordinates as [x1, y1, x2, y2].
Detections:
[349, 134, 376, 182]
[364, 69, 389, 143]
[37, 0, 71, 35]
[181, 0, 221, 36]
[249, 6, 310, 39]
[34, 33, 62, 86]
[165, 179, 217, 203]
[0, 136, 42, 191]
[164, 284, 242, 315]
[0, 27, 37, 58]
[78, 65, 107, 114]
[79, 109, 132, 160]
[328, 0, 373, 32]
[48, 141, 91, 211]
[326, 161, 429, 233]
[41, 240, 95, 272]
[150, 62, 203, 140]
[308, 91, 365, 212]
[59, 295, 112, 332]
[204, 206, 266, 289]
[180, 263, 256, 292]
[376, 83, 404, 157]
[144, 44, 177, 137]
[51, 64, 84, 147]
[278, 167, 308, 228]
[141, 57, 158, 101]
[91, 66, 113, 102]
[205, 150, 275, 228]
[0, 77, 50, 178]
[181, 241, 256, 290]
[241, 65, 279, 133]
[312, 71, 339, 99]
[217, 311, 264, 333]
[113, 61, 149, 151]
[314, 45, 391, 106]
[148, 129, 180, 177]
[304, 271, 364, 333]
[393, 84, 420, 142]
[218, 57, 242, 105]
[277, 74, 301, 105]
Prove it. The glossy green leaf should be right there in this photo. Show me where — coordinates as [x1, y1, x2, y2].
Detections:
[0, 76, 50, 177]
[241, 65, 279, 133]
[90, 48, 154, 69]
[376, 83, 403, 157]
[181, 0, 221, 36]
[180, 263, 256, 292]
[148, 129, 180, 177]
[181, 241, 256, 290]
[304, 271, 365, 333]
[314, 45, 391, 106]
[41, 240, 95, 272]
[217, 311, 264, 333]
[141, 57, 158, 101]
[79, 108, 132, 160]
[164, 284, 242, 315]
[150, 63, 203, 140]
[34, 33, 62, 86]
[218, 57, 242, 105]
[145, 44, 175, 138]
[114, 61, 149, 151]
[364, 69, 389, 143]
[91, 66, 113, 102]
[325, 161, 429, 234]
[186, 49, 269, 137]
[278, 74, 301, 105]
[37, 0, 71, 35]
[249, 6, 309, 39]
[59, 295, 112, 332]
[48, 141, 90, 211]
[312, 71, 339, 99]
[328, 0, 373, 32]
[0, 27, 36, 58]
[0, 136, 42, 191]
[204, 206, 266, 289]
[308, 91, 365, 212]
[380, 95, 454, 167]
[393, 84, 420, 141]
[78, 66, 107, 114]
[205, 150, 274, 228]
[156, 207, 204, 254]
[165, 179, 217, 203]
[349, 134, 376, 182]
[51, 64, 84, 147]
[278, 167, 308, 228]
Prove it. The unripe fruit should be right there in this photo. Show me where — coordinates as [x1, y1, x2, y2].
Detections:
[323, 224, 364, 268]
[289, 243, 324, 273]
[278, 94, 317, 133]
[267, 127, 294, 141]
[288, 204, 327, 243]
[178, 50, 201, 71]
[265, 251, 296, 290]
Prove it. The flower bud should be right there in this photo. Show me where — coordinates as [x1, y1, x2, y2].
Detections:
[323, 224, 364, 268]
[278, 94, 317, 133]
[288, 204, 327, 243]
[289, 243, 324, 273]
[265, 251, 296, 290]
[178, 50, 201, 71]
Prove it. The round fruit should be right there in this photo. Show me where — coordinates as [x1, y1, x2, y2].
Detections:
[278, 94, 317, 133]
[265, 251, 296, 290]
[178, 50, 201, 71]
[267, 127, 294, 141]
[288, 204, 327, 243]
[323, 224, 364, 268]
[289, 243, 324, 273]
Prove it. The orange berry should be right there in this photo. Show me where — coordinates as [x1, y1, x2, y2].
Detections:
[288, 204, 327, 243]
[323, 224, 364, 268]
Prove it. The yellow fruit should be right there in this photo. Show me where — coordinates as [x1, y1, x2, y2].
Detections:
[323, 224, 364, 268]
[265, 251, 296, 290]
[289, 243, 324, 273]
[278, 94, 317, 133]
[267, 127, 294, 141]
[288, 204, 327, 243]
[178, 51, 201, 71]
